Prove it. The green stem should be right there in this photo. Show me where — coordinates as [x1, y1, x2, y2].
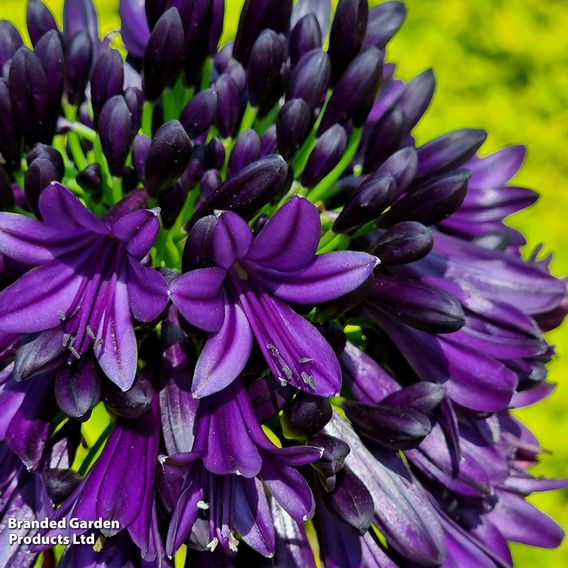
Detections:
[69, 121, 97, 142]
[77, 423, 113, 476]
[162, 88, 178, 122]
[238, 103, 259, 137]
[306, 127, 362, 204]
[111, 176, 123, 205]
[199, 58, 213, 92]
[142, 101, 154, 136]
[318, 233, 349, 254]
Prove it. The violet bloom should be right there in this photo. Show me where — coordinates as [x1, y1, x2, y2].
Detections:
[171, 196, 377, 397]
[0, 183, 168, 390]
[164, 378, 322, 557]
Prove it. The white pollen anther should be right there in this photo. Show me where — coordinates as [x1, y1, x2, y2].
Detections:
[206, 537, 219, 552]
[197, 500, 210, 510]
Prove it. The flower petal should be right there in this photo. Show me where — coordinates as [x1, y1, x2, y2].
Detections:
[257, 251, 377, 304]
[111, 208, 160, 259]
[95, 267, 137, 390]
[247, 196, 321, 272]
[0, 213, 56, 264]
[127, 258, 169, 322]
[192, 298, 253, 398]
[170, 268, 226, 332]
[0, 260, 83, 333]
[38, 182, 108, 235]
[213, 210, 253, 269]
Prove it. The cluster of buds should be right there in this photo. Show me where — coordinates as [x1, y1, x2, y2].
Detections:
[0, 0, 566, 566]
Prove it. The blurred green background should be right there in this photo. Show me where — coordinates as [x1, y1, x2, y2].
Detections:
[2, 0, 567, 565]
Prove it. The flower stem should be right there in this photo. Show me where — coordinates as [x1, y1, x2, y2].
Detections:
[306, 127, 362, 204]
[238, 103, 259, 137]
[142, 101, 153, 136]
[77, 423, 113, 476]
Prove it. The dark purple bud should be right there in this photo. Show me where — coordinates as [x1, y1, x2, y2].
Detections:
[122, 166, 139, 192]
[287, 48, 331, 110]
[328, 0, 368, 81]
[25, 158, 61, 217]
[184, 214, 217, 269]
[379, 169, 470, 226]
[9, 47, 54, 145]
[333, 173, 395, 233]
[185, 144, 206, 181]
[144, 120, 192, 197]
[327, 470, 374, 534]
[143, 7, 185, 101]
[396, 69, 435, 132]
[158, 180, 185, 228]
[226, 61, 246, 91]
[183, 0, 214, 85]
[0, 21, 23, 76]
[44, 469, 82, 505]
[104, 186, 149, 222]
[13, 330, 66, 381]
[55, 358, 102, 420]
[281, 392, 332, 439]
[34, 30, 64, 112]
[343, 400, 433, 450]
[364, 1, 406, 49]
[369, 221, 433, 264]
[145, 0, 169, 30]
[291, 0, 332, 38]
[417, 128, 487, 178]
[78, 100, 93, 128]
[200, 169, 221, 199]
[26, 0, 58, 47]
[276, 98, 312, 159]
[208, 0, 225, 55]
[0, 79, 21, 169]
[302, 124, 347, 187]
[247, 29, 286, 107]
[104, 370, 154, 418]
[213, 73, 241, 137]
[228, 129, 260, 177]
[132, 134, 151, 180]
[205, 137, 225, 169]
[91, 48, 124, 123]
[65, 30, 93, 105]
[376, 146, 418, 197]
[214, 40, 233, 72]
[26, 143, 63, 174]
[381, 383, 446, 414]
[363, 106, 407, 172]
[289, 14, 322, 66]
[311, 433, 350, 492]
[98, 94, 133, 176]
[0, 166, 14, 210]
[124, 86, 144, 133]
[260, 124, 277, 156]
[180, 87, 217, 138]
[63, 0, 99, 47]
[248, 375, 295, 422]
[189, 154, 288, 226]
[77, 163, 102, 192]
[366, 276, 466, 333]
[320, 47, 383, 132]
[233, 0, 292, 65]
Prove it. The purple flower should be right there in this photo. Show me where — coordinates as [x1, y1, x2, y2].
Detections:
[171, 196, 377, 397]
[163, 377, 322, 557]
[0, 183, 168, 390]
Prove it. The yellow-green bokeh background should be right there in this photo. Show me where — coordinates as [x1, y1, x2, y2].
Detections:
[2, 0, 567, 565]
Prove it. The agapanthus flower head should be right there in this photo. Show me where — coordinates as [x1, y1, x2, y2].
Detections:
[0, 0, 564, 565]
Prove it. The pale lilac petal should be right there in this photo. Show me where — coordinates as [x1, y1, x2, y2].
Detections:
[127, 258, 169, 322]
[213, 211, 253, 269]
[0, 260, 83, 333]
[192, 298, 253, 397]
[466, 145, 525, 188]
[38, 182, 108, 235]
[119, 0, 150, 59]
[247, 196, 321, 272]
[170, 268, 226, 332]
[111, 209, 160, 259]
[95, 267, 137, 390]
[256, 251, 377, 304]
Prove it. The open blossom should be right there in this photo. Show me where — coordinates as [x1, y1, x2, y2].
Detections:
[0, 183, 168, 390]
[170, 196, 377, 397]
